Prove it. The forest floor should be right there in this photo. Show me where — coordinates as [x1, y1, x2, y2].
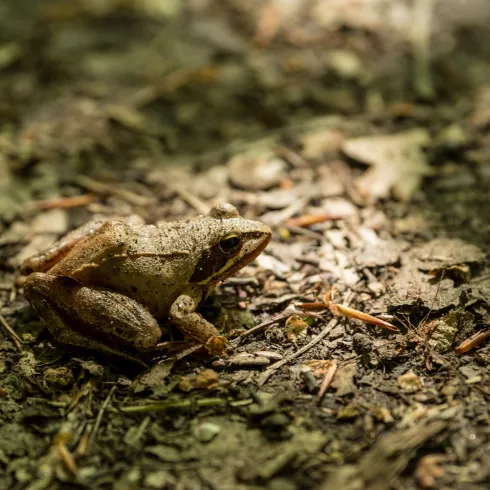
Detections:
[1, 1, 490, 489]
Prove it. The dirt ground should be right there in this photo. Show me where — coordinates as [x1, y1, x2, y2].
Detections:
[1, 1, 490, 489]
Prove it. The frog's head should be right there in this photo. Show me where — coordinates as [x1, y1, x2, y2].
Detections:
[190, 203, 271, 285]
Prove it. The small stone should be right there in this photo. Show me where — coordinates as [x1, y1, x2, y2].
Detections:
[144, 470, 176, 489]
[397, 370, 424, 393]
[368, 281, 386, 296]
[146, 445, 180, 462]
[228, 152, 286, 190]
[193, 422, 221, 443]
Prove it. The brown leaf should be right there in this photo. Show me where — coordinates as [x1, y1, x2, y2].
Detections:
[135, 360, 175, 392]
[180, 369, 219, 392]
[342, 128, 432, 201]
[331, 360, 357, 396]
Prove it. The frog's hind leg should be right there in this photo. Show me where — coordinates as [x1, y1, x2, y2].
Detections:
[19, 215, 146, 280]
[18, 220, 108, 283]
[24, 273, 161, 362]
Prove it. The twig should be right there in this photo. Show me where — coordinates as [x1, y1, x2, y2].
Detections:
[169, 343, 204, 362]
[260, 198, 309, 227]
[470, 273, 490, 284]
[27, 193, 97, 210]
[276, 146, 310, 168]
[88, 385, 116, 450]
[231, 314, 289, 344]
[286, 214, 339, 228]
[317, 359, 338, 404]
[257, 292, 354, 386]
[75, 175, 155, 207]
[120, 397, 226, 414]
[455, 329, 490, 354]
[170, 184, 210, 215]
[55, 435, 78, 476]
[297, 287, 399, 332]
[75, 429, 89, 458]
[284, 225, 325, 241]
[0, 312, 23, 352]
[125, 416, 151, 447]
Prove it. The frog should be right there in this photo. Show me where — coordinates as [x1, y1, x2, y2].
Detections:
[19, 203, 271, 362]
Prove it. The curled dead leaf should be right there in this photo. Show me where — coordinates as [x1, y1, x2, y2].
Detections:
[180, 369, 220, 392]
[397, 370, 424, 393]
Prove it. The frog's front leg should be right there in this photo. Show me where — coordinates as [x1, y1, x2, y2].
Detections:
[24, 273, 162, 359]
[169, 291, 228, 356]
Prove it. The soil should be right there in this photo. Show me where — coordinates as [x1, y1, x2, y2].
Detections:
[1, 1, 490, 489]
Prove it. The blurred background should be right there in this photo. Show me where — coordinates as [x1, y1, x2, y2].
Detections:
[1, 0, 490, 222]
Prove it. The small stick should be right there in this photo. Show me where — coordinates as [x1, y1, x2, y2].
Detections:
[262, 198, 309, 227]
[317, 359, 338, 404]
[75, 430, 89, 458]
[76, 175, 154, 207]
[170, 184, 210, 215]
[88, 386, 116, 450]
[276, 146, 309, 168]
[257, 292, 354, 386]
[0, 313, 23, 352]
[295, 302, 328, 311]
[120, 397, 226, 414]
[286, 214, 339, 228]
[27, 193, 97, 210]
[55, 435, 78, 476]
[231, 314, 289, 343]
[296, 287, 399, 332]
[332, 304, 399, 333]
[455, 329, 490, 354]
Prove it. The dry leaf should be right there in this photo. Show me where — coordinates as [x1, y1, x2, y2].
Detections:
[135, 360, 175, 392]
[302, 360, 333, 377]
[342, 128, 432, 201]
[331, 360, 356, 396]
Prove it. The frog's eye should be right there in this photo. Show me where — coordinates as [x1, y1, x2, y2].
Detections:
[219, 232, 242, 254]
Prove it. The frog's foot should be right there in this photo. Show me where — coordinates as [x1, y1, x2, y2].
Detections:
[24, 273, 162, 358]
[169, 293, 230, 356]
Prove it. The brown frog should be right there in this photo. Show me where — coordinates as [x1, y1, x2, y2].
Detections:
[19, 203, 271, 361]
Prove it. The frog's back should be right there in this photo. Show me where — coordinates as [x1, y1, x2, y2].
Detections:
[51, 221, 198, 319]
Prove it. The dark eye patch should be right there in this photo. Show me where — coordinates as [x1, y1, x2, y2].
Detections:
[190, 243, 230, 283]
